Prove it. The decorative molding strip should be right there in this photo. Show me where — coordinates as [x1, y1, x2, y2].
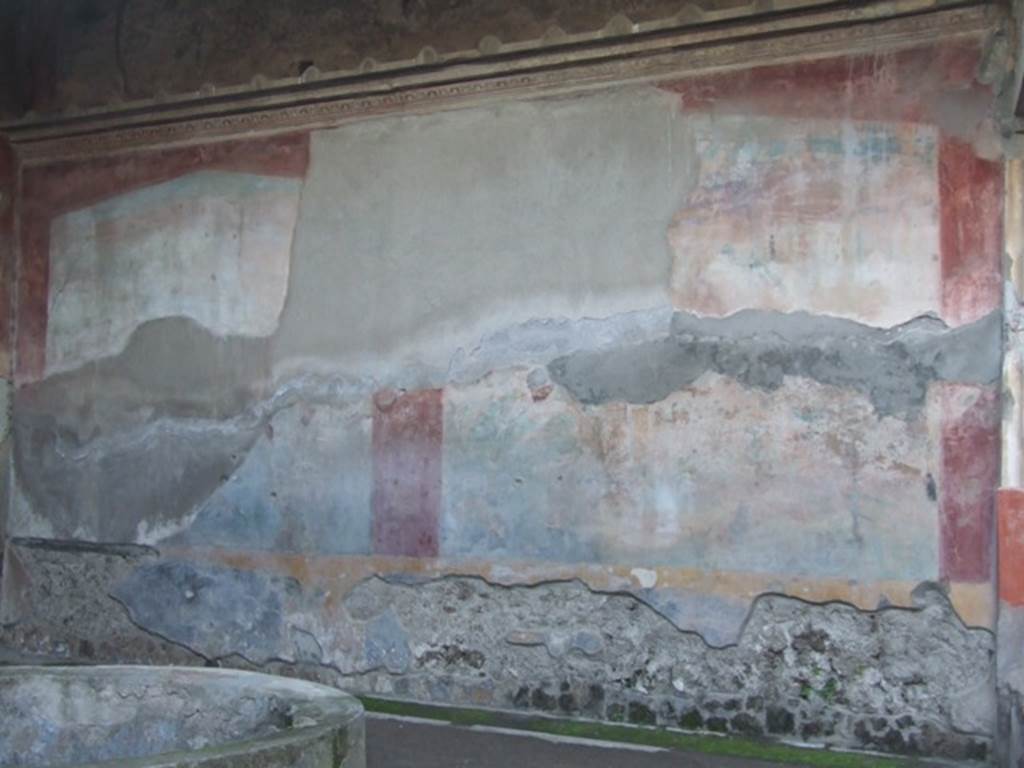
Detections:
[0, 0, 1002, 164]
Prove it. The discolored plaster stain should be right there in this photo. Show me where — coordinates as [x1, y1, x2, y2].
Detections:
[12, 417, 263, 545]
[998, 489, 1024, 607]
[110, 559, 292, 662]
[170, 395, 373, 556]
[16, 316, 272, 439]
[10, 370, 384, 547]
[548, 309, 1000, 419]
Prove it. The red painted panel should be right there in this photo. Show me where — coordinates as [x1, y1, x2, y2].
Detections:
[14, 218, 48, 384]
[998, 488, 1024, 606]
[0, 139, 14, 378]
[659, 40, 983, 124]
[372, 389, 443, 558]
[938, 137, 1003, 326]
[940, 385, 1000, 583]
[15, 132, 309, 383]
[663, 42, 1001, 330]
[21, 132, 309, 216]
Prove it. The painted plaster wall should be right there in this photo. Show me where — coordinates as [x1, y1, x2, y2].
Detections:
[0, 0, 824, 119]
[0, 37, 1007, 758]
[0, 139, 14, 570]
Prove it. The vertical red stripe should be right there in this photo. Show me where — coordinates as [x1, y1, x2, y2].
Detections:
[936, 138, 1001, 582]
[939, 137, 1002, 327]
[939, 384, 999, 582]
[14, 210, 48, 383]
[372, 389, 443, 558]
[0, 140, 14, 379]
[998, 488, 1024, 606]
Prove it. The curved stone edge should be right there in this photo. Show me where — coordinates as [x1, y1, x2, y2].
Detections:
[0, 665, 365, 768]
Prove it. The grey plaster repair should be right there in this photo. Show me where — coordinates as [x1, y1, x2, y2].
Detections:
[549, 309, 1002, 418]
[10, 322, 373, 543]
[19, 317, 273, 440]
[272, 87, 694, 376]
[0, 665, 364, 768]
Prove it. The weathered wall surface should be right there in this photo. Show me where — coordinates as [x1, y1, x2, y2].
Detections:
[0, 0, 831, 119]
[0, 140, 14, 572]
[996, 149, 1024, 768]
[0, 35, 1008, 759]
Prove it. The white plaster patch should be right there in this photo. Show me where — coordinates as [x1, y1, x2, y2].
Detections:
[669, 116, 941, 327]
[46, 170, 301, 375]
[135, 516, 193, 547]
[631, 568, 658, 589]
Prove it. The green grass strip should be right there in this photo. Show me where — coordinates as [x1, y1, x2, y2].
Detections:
[360, 696, 923, 768]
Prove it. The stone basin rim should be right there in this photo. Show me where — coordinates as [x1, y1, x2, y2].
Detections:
[0, 664, 365, 768]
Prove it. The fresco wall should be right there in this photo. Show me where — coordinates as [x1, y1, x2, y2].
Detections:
[0, 140, 12, 565]
[0, 36, 1007, 758]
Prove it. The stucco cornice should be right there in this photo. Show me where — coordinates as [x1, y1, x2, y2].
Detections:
[0, 0, 1003, 164]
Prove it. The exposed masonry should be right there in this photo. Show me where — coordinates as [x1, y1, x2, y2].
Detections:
[550, 310, 1002, 418]
[0, 540, 202, 666]
[341, 577, 994, 759]
[0, 541, 995, 760]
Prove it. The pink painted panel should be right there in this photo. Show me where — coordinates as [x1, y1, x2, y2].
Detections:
[938, 137, 1003, 326]
[660, 41, 982, 124]
[667, 117, 940, 326]
[372, 389, 443, 558]
[15, 132, 309, 383]
[998, 488, 1024, 606]
[0, 140, 14, 378]
[939, 384, 1000, 582]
